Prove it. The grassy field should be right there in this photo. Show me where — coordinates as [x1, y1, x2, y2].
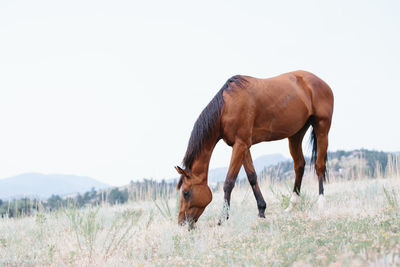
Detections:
[1, 174, 400, 266]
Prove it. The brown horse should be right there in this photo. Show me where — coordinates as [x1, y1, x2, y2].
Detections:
[175, 70, 334, 226]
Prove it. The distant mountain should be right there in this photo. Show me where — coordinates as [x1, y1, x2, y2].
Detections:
[208, 153, 288, 184]
[0, 173, 110, 200]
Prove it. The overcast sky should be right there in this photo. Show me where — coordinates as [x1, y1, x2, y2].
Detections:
[1, 0, 399, 185]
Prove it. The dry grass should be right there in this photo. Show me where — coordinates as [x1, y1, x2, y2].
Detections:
[1, 174, 400, 266]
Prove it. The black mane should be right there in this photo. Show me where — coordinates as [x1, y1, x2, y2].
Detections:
[182, 75, 247, 170]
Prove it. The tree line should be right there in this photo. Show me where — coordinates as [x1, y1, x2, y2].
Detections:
[0, 178, 178, 218]
[258, 149, 399, 182]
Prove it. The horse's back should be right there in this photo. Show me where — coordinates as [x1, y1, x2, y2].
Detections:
[220, 71, 333, 145]
[255, 70, 333, 120]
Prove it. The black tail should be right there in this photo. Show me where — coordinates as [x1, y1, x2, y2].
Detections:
[309, 129, 328, 182]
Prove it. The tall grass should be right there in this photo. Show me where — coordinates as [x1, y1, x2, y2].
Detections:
[0, 156, 400, 266]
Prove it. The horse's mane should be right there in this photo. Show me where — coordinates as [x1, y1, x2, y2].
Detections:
[182, 75, 247, 170]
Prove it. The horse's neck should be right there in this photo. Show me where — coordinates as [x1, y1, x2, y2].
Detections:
[191, 136, 219, 184]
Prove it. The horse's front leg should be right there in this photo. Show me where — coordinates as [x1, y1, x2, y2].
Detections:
[243, 149, 267, 218]
[218, 141, 247, 225]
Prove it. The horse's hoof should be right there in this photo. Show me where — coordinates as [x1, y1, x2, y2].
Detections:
[285, 194, 300, 213]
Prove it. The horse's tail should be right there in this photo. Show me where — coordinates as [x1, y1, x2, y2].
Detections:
[309, 129, 328, 182]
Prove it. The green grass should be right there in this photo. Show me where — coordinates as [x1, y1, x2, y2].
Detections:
[0, 177, 400, 266]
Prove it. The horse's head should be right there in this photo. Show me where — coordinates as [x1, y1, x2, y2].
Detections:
[175, 166, 212, 228]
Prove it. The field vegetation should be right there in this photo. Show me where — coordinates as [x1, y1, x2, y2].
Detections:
[0, 154, 400, 266]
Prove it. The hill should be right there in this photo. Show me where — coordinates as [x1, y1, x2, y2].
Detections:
[0, 173, 110, 200]
[259, 149, 400, 182]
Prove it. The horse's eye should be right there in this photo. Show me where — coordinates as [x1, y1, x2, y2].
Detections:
[183, 190, 191, 200]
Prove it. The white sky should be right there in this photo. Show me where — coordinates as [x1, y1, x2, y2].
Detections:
[1, 0, 399, 186]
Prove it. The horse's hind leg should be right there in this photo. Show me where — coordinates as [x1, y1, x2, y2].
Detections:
[312, 117, 331, 209]
[243, 149, 266, 218]
[285, 122, 310, 212]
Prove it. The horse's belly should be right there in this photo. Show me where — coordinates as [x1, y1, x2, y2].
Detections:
[251, 123, 301, 143]
[251, 100, 311, 143]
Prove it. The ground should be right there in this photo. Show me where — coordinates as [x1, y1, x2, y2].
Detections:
[1, 176, 400, 266]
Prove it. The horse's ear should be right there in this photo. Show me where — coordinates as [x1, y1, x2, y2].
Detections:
[175, 166, 191, 178]
[175, 166, 191, 190]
